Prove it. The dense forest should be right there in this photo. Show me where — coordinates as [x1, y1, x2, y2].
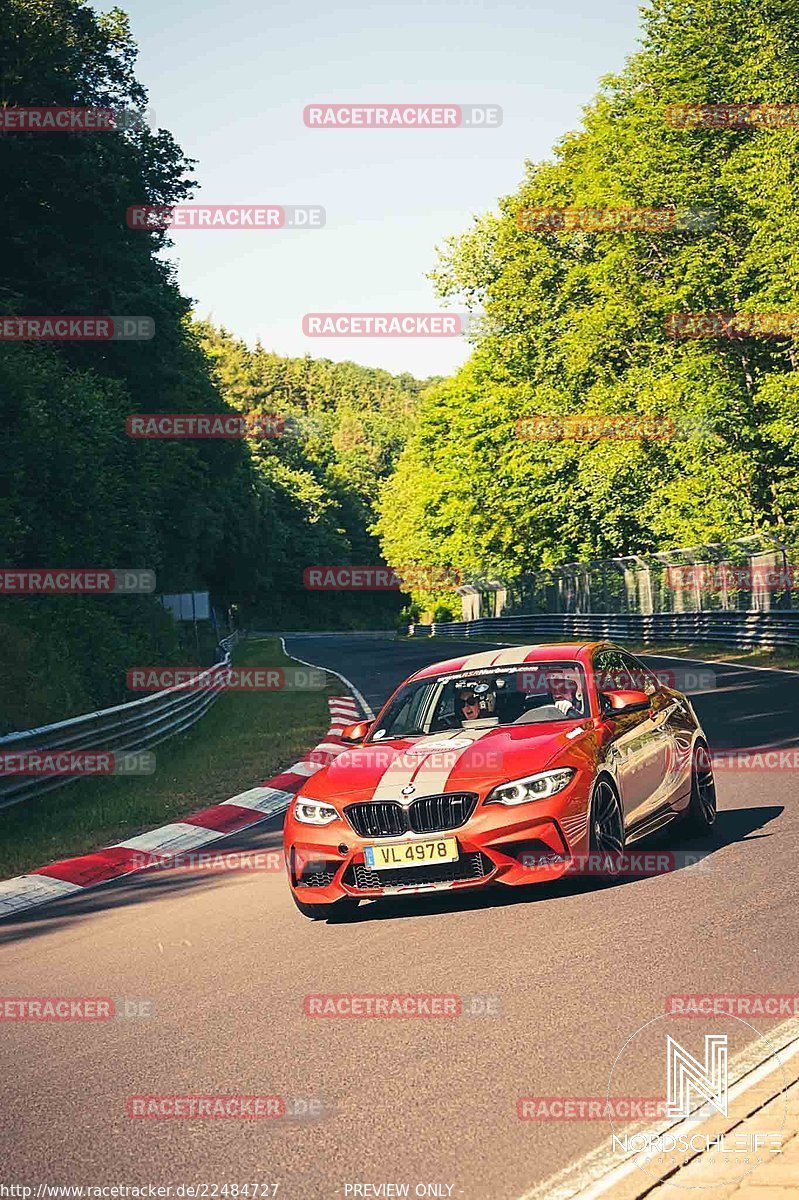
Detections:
[377, 0, 799, 610]
[0, 0, 424, 729]
[3, 0, 799, 727]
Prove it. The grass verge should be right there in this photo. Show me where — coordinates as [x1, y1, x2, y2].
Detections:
[0, 637, 338, 880]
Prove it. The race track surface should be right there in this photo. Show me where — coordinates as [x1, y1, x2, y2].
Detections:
[2, 635, 798, 1199]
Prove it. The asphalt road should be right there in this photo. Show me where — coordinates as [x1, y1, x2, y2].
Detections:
[1, 635, 798, 1200]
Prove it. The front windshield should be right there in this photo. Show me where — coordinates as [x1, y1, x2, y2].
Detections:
[368, 662, 589, 742]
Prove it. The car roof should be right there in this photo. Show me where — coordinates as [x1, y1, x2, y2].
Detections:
[410, 641, 607, 681]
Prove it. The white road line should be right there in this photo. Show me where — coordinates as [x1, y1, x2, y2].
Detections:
[279, 636, 375, 718]
[516, 1018, 799, 1200]
[643, 651, 799, 677]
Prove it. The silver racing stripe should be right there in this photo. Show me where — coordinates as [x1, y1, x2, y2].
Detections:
[405, 726, 498, 796]
[491, 646, 533, 666]
[458, 645, 531, 670]
[369, 729, 466, 801]
[458, 648, 507, 669]
[370, 727, 498, 801]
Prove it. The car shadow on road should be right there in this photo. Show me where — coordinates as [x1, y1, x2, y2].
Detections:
[329, 803, 784, 924]
[0, 802, 784, 941]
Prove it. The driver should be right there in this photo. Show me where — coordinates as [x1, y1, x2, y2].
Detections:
[458, 685, 497, 723]
[547, 671, 585, 718]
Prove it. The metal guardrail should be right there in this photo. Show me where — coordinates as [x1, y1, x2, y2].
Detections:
[430, 610, 799, 651]
[0, 630, 244, 810]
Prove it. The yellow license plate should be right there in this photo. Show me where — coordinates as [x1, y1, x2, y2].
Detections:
[364, 837, 459, 870]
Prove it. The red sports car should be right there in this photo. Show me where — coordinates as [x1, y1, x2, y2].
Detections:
[284, 642, 716, 919]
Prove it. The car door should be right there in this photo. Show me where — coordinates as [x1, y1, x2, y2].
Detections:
[621, 650, 691, 808]
[593, 648, 669, 827]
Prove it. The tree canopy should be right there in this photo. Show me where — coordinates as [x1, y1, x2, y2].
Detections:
[376, 0, 799, 609]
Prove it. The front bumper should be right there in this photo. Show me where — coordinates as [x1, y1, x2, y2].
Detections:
[284, 786, 590, 903]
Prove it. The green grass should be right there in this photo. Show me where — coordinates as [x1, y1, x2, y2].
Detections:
[0, 637, 338, 880]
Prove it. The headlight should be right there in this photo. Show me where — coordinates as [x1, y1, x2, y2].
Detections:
[293, 799, 339, 826]
[485, 768, 575, 806]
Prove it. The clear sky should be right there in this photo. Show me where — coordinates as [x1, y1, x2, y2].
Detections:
[115, 0, 646, 378]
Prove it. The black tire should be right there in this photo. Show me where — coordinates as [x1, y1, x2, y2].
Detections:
[291, 891, 360, 921]
[588, 777, 626, 882]
[681, 741, 717, 836]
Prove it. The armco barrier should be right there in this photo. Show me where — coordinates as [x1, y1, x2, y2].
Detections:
[0, 630, 243, 810]
[429, 610, 799, 651]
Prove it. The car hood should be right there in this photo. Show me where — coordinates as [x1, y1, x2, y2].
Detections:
[301, 722, 594, 804]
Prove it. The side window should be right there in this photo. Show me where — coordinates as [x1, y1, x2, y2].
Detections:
[593, 649, 634, 693]
[593, 651, 611, 696]
[620, 651, 658, 696]
[431, 681, 457, 730]
[378, 682, 433, 737]
[405, 684, 432, 731]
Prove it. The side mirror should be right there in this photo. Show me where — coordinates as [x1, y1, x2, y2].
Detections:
[601, 689, 650, 714]
[340, 720, 372, 744]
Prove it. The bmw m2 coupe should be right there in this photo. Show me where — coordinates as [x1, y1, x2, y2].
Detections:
[284, 642, 716, 918]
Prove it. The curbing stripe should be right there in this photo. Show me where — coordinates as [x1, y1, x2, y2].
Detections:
[219, 785, 295, 812]
[182, 803, 267, 834]
[115, 823, 230, 853]
[263, 770, 309, 791]
[286, 760, 324, 777]
[0, 694, 360, 921]
[0, 874, 83, 917]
